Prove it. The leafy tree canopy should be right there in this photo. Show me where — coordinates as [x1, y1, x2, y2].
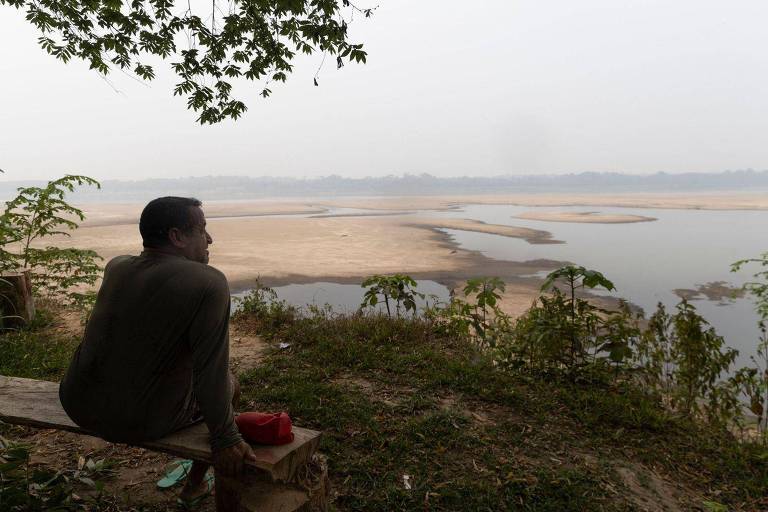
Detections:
[1, 0, 372, 123]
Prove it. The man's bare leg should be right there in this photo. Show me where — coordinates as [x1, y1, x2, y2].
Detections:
[180, 373, 242, 506]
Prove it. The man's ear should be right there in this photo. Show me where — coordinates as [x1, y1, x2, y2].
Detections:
[167, 227, 187, 248]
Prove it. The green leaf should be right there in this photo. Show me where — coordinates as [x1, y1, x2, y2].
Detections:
[702, 501, 728, 512]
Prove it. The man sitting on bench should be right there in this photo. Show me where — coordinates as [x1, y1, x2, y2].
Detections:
[59, 196, 256, 508]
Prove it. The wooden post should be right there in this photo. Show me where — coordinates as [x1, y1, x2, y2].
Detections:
[0, 270, 35, 328]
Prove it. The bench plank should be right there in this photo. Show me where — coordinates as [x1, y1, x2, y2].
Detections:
[0, 375, 320, 481]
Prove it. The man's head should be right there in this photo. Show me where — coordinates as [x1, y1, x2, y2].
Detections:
[139, 197, 212, 264]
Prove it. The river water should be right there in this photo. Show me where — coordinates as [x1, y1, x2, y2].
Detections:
[433, 204, 766, 367]
[234, 203, 767, 367]
[235, 280, 451, 315]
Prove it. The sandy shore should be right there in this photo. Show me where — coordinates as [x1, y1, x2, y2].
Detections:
[41, 213, 560, 293]
[513, 211, 656, 224]
[76, 192, 768, 227]
[311, 192, 768, 212]
[36, 192, 765, 317]
[40, 204, 566, 319]
[405, 217, 562, 244]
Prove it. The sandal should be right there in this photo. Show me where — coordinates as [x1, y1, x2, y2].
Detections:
[157, 459, 193, 489]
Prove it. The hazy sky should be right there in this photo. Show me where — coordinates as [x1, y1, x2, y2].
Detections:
[1, 0, 767, 182]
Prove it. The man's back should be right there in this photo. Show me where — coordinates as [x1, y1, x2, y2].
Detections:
[59, 251, 240, 449]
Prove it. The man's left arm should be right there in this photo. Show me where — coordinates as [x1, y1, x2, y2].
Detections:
[186, 271, 242, 452]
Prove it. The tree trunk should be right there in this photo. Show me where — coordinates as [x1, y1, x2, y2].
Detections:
[1, 271, 35, 328]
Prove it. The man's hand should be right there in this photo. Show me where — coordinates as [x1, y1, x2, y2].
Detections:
[212, 441, 258, 478]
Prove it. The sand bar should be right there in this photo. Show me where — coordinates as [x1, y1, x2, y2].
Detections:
[513, 211, 656, 224]
[39, 214, 561, 292]
[74, 192, 768, 229]
[405, 217, 562, 244]
[35, 192, 768, 317]
[312, 192, 768, 212]
[673, 281, 745, 303]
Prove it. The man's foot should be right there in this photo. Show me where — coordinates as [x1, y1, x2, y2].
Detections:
[178, 472, 215, 509]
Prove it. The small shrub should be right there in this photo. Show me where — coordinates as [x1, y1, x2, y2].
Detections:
[0, 175, 102, 308]
[497, 266, 625, 378]
[636, 301, 740, 426]
[233, 279, 297, 334]
[430, 277, 510, 347]
[360, 274, 423, 317]
[732, 253, 768, 440]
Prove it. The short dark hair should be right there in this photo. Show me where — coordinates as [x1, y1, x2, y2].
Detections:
[139, 197, 203, 248]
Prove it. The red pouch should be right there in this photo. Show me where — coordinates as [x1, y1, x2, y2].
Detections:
[235, 412, 294, 445]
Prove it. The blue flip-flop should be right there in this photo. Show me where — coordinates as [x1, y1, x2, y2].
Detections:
[157, 460, 193, 489]
[177, 472, 215, 510]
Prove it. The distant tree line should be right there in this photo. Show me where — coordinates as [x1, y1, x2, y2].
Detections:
[2, 170, 768, 202]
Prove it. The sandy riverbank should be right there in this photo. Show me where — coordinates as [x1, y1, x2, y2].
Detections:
[43, 209, 565, 317]
[513, 211, 656, 224]
[75, 191, 768, 228]
[44, 213, 562, 283]
[310, 192, 768, 212]
[42, 192, 766, 317]
[405, 217, 562, 244]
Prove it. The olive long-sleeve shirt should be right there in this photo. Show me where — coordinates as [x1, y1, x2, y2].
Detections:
[59, 251, 242, 452]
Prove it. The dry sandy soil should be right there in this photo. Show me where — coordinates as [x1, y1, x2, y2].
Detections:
[45, 192, 768, 317]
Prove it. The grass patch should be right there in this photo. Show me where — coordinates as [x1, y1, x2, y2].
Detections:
[239, 312, 668, 510]
[2, 302, 767, 510]
[237, 310, 768, 511]
[0, 306, 78, 381]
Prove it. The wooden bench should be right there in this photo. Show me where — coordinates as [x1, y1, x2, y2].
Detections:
[0, 375, 325, 511]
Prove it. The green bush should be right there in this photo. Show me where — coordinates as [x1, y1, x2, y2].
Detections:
[360, 274, 424, 317]
[0, 175, 102, 309]
[496, 266, 629, 378]
[429, 277, 509, 347]
[233, 279, 297, 335]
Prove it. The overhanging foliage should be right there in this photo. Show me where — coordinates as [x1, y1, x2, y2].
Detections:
[1, 0, 372, 123]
